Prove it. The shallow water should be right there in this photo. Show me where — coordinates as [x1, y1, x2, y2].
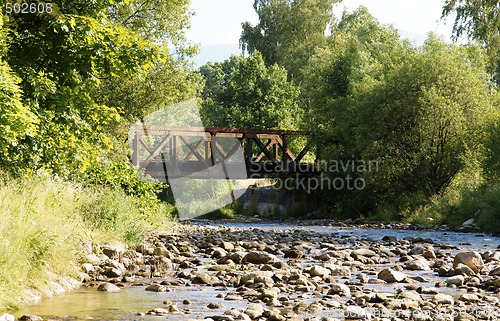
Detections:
[15, 285, 246, 320]
[198, 221, 500, 250]
[15, 222, 500, 320]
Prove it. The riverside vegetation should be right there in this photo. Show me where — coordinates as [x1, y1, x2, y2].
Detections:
[1, 0, 500, 315]
[0, 172, 174, 310]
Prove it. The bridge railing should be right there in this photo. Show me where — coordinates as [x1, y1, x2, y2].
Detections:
[129, 125, 315, 179]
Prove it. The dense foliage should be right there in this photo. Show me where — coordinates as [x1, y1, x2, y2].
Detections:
[443, 0, 500, 84]
[235, 3, 500, 223]
[200, 52, 299, 129]
[1, 0, 199, 178]
[309, 9, 498, 218]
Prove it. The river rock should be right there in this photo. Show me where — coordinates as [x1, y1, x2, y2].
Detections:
[284, 249, 304, 259]
[19, 315, 43, 321]
[330, 283, 351, 297]
[145, 284, 169, 292]
[462, 218, 475, 226]
[409, 245, 427, 255]
[207, 302, 225, 309]
[102, 267, 123, 278]
[211, 247, 227, 258]
[382, 235, 397, 243]
[136, 243, 154, 255]
[153, 246, 170, 257]
[489, 266, 500, 276]
[400, 290, 422, 302]
[454, 263, 476, 276]
[309, 266, 330, 278]
[345, 306, 370, 320]
[81, 263, 94, 274]
[147, 307, 169, 316]
[423, 250, 437, 259]
[378, 268, 406, 283]
[262, 310, 285, 321]
[433, 293, 454, 305]
[209, 316, 234, 321]
[97, 282, 120, 292]
[192, 273, 213, 285]
[352, 248, 377, 257]
[245, 304, 264, 319]
[102, 244, 126, 259]
[221, 241, 234, 251]
[453, 251, 484, 273]
[330, 265, 351, 277]
[0, 315, 14, 321]
[459, 293, 481, 302]
[406, 258, 431, 271]
[445, 274, 465, 286]
[242, 251, 276, 264]
[85, 254, 101, 265]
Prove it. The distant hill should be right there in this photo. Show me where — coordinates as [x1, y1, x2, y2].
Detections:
[400, 30, 427, 45]
[191, 44, 243, 66]
[190, 31, 426, 68]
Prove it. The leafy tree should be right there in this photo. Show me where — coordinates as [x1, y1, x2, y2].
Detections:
[94, 57, 202, 123]
[442, 0, 500, 84]
[241, 0, 338, 77]
[199, 52, 299, 130]
[240, 0, 339, 111]
[96, 0, 201, 123]
[311, 9, 496, 216]
[2, 0, 164, 175]
[484, 117, 500, 183]
[107, 0, 193, 47]
[0, 13, 37, 160]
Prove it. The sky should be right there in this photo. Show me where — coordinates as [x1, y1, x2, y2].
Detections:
[185, 0, 461, 64]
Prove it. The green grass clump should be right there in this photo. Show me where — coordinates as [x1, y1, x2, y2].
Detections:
[81, 188, 175, 244]
[0, 174, 85, 310]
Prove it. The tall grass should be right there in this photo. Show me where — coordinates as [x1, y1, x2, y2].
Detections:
[81, 187, 175, 244]
[0, 173, 175, 311]
[0, 174, 85, 310]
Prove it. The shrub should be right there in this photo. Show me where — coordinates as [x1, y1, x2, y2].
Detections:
[198, 207, 235, 220]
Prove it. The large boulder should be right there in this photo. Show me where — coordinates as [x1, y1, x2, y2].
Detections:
[453, 251, 484, 274]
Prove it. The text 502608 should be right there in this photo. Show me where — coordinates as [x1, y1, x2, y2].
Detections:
[5, 2, 53, 14]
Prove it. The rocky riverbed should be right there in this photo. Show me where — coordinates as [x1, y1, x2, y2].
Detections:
[12, 222, 500, 321]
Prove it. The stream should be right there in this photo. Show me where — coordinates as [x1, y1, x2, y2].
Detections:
[14, 221, 500, 320]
